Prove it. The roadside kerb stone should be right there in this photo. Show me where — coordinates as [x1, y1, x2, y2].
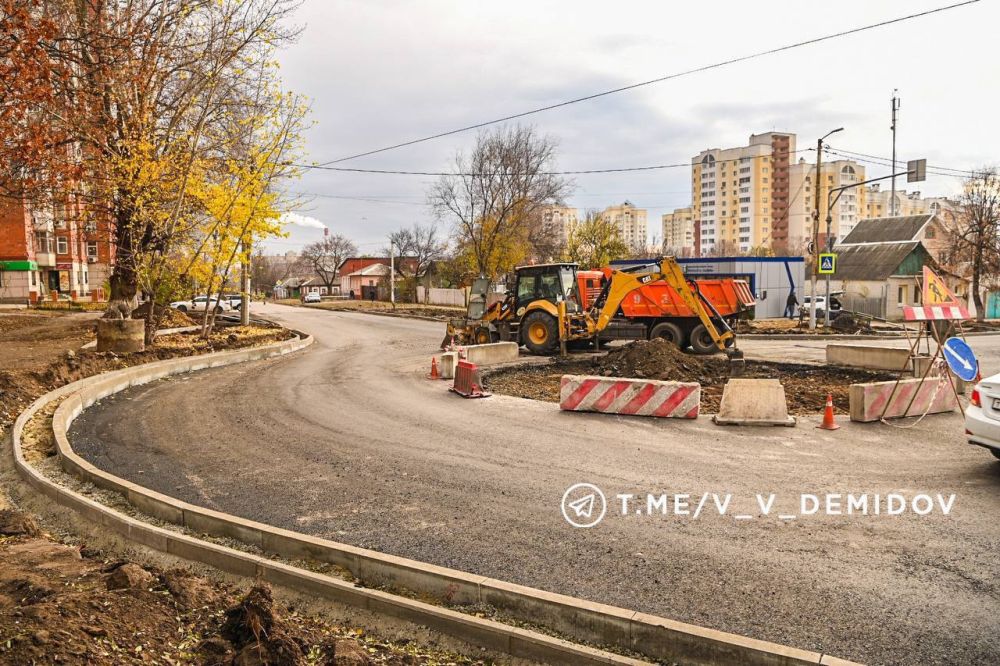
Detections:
[13, 329, 861, 666]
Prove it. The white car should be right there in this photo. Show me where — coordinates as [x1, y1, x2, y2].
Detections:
[965, 375, 1000, 461]
[798, 294, 843, 319]
[303, 292, 322, 303]
[169, 296, 232, 313]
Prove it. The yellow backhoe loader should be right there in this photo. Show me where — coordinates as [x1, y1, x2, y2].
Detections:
[443, 258, 744, 368]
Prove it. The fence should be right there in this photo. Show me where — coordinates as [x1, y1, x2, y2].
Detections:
[416, 286, 467, 307]
[841, 293, 887, 319]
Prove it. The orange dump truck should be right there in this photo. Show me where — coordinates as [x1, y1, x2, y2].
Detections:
[574, 268, 755, 353]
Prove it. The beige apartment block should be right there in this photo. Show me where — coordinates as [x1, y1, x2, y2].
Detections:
[539, 204, 580, 244]
[691, 131, 795, 256]
[661, 207, 695, 256]
[864, 185, 957, 219]
[601, 201, 647, 249]
[786, 158, 867, 251]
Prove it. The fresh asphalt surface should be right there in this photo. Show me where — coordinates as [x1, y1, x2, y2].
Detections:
[70, 304, 1000, 666]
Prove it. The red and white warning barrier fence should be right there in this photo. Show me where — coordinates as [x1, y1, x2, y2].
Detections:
[450, 360, 490, 398]
[559, 375, 700, 419]
[902, 305, 970, 321]
[848, 377, 958, 422]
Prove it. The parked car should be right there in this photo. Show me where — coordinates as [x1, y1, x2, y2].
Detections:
[799, 293, 844, 319]
[303, 292, 322, 304]
[223, 293, 246, 310]
[964, 374, 1000, 460]
[169, 296, 232, 313]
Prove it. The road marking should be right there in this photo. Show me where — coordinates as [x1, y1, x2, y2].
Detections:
[734, 514, 754, 520]
[779, 514, 797, 520]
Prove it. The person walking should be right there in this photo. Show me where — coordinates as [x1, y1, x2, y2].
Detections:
[784, 290, 799, 319]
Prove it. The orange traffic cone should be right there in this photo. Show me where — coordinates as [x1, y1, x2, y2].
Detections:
[817, 393, 839, 430]
[428, 357, 440, 380]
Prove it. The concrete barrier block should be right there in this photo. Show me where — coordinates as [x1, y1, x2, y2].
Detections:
[559, 375, 699, 418]
[712, 379, 796, 426]
[826, 344, 912, 371]
[440, 351, 459, 379]
[461, 342, 519, 366]
[849, 377, 958, 422]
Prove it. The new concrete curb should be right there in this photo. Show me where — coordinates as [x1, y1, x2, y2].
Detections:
[11, 333, 860, 665]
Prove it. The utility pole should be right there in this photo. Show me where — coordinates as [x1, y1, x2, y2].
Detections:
[389, 239, 395, 307]
[810, 127, 843, 330]
[890, 90, 900, 216]
[240, 236, 251, 326]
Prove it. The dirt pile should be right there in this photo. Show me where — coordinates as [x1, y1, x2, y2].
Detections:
[595, 338, 717, 382]
[131, 302, 196, 328]
[0, 516, 477, 665]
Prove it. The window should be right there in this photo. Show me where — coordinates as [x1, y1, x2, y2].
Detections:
[35, 232, 54, 253]
[87, 241, 98, 259]
[925, 227, 936, 239]
[57, 236, 68, 254]
[898, 286, 907, 304]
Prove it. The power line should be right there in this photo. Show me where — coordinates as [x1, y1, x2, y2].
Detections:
[295, 148, 814, 177]
[827, 146, 977, 176]
[313, 0, 980, 166]
[825, 148, 973, 179]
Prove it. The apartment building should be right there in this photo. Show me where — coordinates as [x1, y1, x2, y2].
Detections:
[863, 185, 957, 219]
[691, 132, 795, 256]
[538, 204, 580, 245]
[785, 158, 867, 251]
[661, 207, 695, 256]
[0, 195, 112, 303]
[601, 201, 647, 250]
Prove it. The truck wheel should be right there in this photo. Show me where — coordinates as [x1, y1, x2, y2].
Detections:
[521, 311, 558, 355]
[473, 327, 491, 345]
[689, 324, 720, 355]
[649, 322, 684, 348]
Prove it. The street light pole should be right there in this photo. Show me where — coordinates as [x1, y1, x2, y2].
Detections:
[824, 209, 834, 327]
[810, 127, 843, 330]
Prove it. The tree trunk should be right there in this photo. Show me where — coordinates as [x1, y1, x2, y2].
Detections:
[101, 205, 140, 351]
[973, 245, 984, 321]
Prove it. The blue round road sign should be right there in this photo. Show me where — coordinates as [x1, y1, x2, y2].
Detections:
[943, 337, 978, 382]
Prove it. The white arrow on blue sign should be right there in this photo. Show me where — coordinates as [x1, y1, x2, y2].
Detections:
[943, 337, 978, 382]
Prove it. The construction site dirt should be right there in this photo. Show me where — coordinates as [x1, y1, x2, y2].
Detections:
[484, 338, 898, 415]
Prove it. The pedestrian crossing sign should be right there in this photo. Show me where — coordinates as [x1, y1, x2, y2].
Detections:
[818, 253, 836, 275]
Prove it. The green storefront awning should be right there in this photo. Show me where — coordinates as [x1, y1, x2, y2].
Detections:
[0, 260, 38, 271]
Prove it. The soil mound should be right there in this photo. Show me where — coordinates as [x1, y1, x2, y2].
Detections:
[595, 338, 720, 382]
[131, 302, 195, 328]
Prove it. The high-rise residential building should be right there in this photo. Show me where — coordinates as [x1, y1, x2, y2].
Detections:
[538, 204, 580, 244]
[691, 132, 794, 256]
[601, 201, 647, 250]
[661, 207, 695, 256]
[786, 158, 867, 251]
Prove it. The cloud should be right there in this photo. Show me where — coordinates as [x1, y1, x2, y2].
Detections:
[281, 212, 327, 230]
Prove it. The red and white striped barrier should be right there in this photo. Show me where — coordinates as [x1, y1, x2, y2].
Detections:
[848, 377, 958, 422]
[450, 360, 490, 398]
[559, 375, 699, 418]
[902, 305, 970, 321]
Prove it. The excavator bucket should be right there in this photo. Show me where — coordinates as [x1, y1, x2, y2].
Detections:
[727, 348, 746, 377]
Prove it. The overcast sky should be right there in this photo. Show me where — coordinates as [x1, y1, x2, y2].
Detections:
[269, 0, 998, 254]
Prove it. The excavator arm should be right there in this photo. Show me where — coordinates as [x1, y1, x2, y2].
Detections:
[588, 258, 738, 353]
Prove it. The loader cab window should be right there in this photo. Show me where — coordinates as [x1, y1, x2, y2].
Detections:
[515, 266, 580, 311]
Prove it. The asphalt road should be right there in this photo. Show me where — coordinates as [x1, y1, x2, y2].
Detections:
[70, 305, 1000, 666]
